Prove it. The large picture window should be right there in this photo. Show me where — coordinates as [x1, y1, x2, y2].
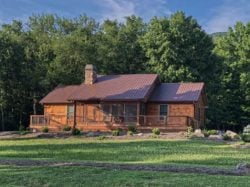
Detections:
[125, 104, 137, 122]
[101, 103, 138, 123]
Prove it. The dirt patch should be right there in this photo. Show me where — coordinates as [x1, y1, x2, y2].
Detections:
[0, 159, 248, 176]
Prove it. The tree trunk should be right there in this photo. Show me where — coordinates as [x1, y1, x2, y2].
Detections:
[1, 105, 4, 131]
[33, 98, 37, 115]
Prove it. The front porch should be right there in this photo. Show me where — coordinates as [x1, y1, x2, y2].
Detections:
[30, 114, 199, 132]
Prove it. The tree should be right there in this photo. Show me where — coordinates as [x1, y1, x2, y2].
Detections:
[140, 12, 222, 129]
[140, 12, 217, 83]
[97, 16, 147, 74]
[214, 22, 250, 129]
[0, 21, 27, 130]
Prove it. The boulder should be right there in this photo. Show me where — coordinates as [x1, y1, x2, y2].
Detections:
[208, 134, 223, 140]
[194, 129, 202, 134]
[192, 129, 204, 138]
[225, 130, 238, 139]
[137, 133, 143, 136]
[236, 163, 250, 174]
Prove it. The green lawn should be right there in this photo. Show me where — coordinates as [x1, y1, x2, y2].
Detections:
[0, 138, 249, 168]
[0, 137, 249, 186]
[0, 165, 249, 187]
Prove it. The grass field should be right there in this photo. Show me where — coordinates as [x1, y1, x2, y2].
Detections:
[0, 137, 249, 186]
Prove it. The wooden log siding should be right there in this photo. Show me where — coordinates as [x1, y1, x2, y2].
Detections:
[146, 103, 195, 128]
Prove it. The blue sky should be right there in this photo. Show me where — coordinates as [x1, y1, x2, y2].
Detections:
[0, 0, 250, 33]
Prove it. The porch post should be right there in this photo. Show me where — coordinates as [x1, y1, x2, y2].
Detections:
[73, 101, 77, 129]
[137, 102, 140, 125]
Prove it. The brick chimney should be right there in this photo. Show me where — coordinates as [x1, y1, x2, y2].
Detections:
[84, 64, 97, 84]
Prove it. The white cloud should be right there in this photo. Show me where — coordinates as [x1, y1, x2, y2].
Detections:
[100, 0, 136, 21]
[205, 0, 250, 33]
[98, 0, 172, 22]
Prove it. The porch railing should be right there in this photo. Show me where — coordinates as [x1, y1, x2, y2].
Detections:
[30, 114, 199, 128]
[30, 115, 49, 126]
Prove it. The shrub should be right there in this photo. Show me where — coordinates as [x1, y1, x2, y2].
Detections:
[127, 131, 133, 136]
[63, 125, 71, 131]
[97, 135, 106, 140]
[128, 125, 137, 133]
[42, 127, 49, 133]
[207, 130, 218, 135]
[223, 134, 232, 141]
[19, 125, 25, 131]
[242, 125, 250, 142]
[151, 134, 159, 138]
[203, 130, 209, 137]
[71, 128, 81, 135]
[112, 130, 120, 136]
[152, 128, 160, 135]
[187, 126, 193, 137]
[241, 134, 250, 142]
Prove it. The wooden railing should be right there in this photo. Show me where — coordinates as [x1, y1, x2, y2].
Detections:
[30, 115, 49, 126]
[30, 114, 199, 128]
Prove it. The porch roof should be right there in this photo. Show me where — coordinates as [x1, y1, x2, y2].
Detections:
[149, 83, 205, 102]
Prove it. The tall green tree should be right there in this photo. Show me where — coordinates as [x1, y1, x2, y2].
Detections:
[140, 12, 222, 129]
[140, 11, 218, 83]
[97, 16, 147, 74]
[0, 21, 28, 130]
[214, 22, 250, 129]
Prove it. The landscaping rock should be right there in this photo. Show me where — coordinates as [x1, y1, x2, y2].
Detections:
[225, 130, 238, 139]
[208, 135, 223, 140]
[194, 129, 202, 134]
[192, 129, 204, 138]
[137, 133, 143, 136]
[236, 163, 250, 174]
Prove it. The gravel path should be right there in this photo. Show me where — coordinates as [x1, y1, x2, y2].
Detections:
[0, 159, 248, 176]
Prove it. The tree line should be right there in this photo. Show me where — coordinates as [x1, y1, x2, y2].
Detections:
[0, 12, 249, 131]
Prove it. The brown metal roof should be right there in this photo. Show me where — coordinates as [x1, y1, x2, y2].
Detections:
[68, 74, 159, 101]
[149, 83, 204, 102]
[40, 85, 79, 104]
[40, 76, 205, 104]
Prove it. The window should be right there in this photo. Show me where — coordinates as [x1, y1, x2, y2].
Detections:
[112, 104, 124, 116]
[101, 104, 125, 122]
[102, 104, 111, 121]
[67, 105, 75, 118]
[160, 104, 168, 121]
[102, 105, 111, 115]
[125, 104, 137, 122]
[140, 103, 146, 115]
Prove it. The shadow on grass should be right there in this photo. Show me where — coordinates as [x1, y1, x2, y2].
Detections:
[0, 139, 249, 167]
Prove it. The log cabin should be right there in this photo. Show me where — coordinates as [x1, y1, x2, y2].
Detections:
[30, 64, 207, 132]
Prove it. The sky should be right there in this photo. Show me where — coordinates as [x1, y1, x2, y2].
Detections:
[0, 0, 250, 33]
